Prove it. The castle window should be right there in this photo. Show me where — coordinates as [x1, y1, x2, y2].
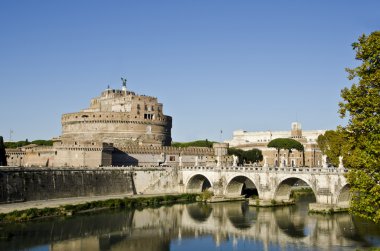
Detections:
[144, 114, 153, 120]
[169, 156, 175, 161]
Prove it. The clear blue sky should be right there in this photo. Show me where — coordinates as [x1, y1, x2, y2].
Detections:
[0, 1, 379, 142]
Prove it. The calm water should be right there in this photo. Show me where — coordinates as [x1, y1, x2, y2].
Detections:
[1, 195, 380, 251]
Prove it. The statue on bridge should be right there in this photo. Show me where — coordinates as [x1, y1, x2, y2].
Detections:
[338, 156, 344, 168]
[232, 155, 239, 167]
[217, 156, 221, 167]
[280, 156, 286, 167]
[322, 155, 328, 168]
[263, 156, 268, 167]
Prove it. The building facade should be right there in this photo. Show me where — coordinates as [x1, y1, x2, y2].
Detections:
[226, 122, 325, 167]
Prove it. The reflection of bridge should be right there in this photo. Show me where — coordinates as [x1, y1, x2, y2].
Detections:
[181, 202, 364, 250]
[1, 202, 373, 251]
[180, 166, 350, 210]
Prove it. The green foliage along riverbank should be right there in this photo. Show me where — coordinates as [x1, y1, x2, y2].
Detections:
[0, 194, 197, 224]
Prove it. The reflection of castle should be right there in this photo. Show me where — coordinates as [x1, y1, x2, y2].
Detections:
[226, 122, 326, 167]
[6, 81, 228, 167]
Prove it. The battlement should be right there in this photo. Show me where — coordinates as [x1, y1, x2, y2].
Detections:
[61, 112, 171, 124]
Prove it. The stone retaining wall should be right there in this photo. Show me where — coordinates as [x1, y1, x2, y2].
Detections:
[0, 168, 135, 203]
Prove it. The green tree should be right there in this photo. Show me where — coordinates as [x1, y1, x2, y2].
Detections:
[0, 136, 7, 166]
[242, 148, 263, 164]
[171, 139, 214, 148]
[227, 147, 244, 165]
[268, 138, 304, 167]
[5, 139, 52, 148]
[228, 147, 263, 165]
[317, 130, 344, 167]
[339, 31, 380, 223]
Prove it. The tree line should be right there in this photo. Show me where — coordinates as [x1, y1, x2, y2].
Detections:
[171, 139, 214, 148]
[4, 139, 53, 149]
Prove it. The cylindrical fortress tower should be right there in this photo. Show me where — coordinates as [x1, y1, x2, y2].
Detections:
[60, 84, 172, 147]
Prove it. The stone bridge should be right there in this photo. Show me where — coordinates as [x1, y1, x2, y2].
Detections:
[180, 165, 350, 210]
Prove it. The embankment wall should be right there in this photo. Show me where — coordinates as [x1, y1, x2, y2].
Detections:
[0, 168, 136, 203]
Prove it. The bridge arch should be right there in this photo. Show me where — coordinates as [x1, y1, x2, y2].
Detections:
[186, 174, 212, 193]
[274, 176, 316, 202]
[225, 175, 259, 198]
[186, 204, 213, 223]
[274, 207, 308, 238]
[226, 203, 256, 230]
[337, 184, 351, 207]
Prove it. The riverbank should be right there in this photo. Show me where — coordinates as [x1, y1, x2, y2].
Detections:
[0, 193, 197, 223]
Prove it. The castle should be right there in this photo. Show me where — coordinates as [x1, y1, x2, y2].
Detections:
[6, 80, 228, 168]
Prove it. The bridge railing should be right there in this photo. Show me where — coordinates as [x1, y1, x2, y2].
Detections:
[180, 165, 348, 174]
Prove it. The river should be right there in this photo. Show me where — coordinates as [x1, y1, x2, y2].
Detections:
[1, 195, 380, 251]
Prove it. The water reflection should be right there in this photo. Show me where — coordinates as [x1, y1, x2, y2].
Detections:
[1, 196, 380, 251]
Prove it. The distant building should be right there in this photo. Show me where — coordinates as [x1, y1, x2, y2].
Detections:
[6, 80, 229, 168]
[226, 122, 326, 167]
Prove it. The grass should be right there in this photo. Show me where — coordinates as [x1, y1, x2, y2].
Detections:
[0, 193, 198, 224]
